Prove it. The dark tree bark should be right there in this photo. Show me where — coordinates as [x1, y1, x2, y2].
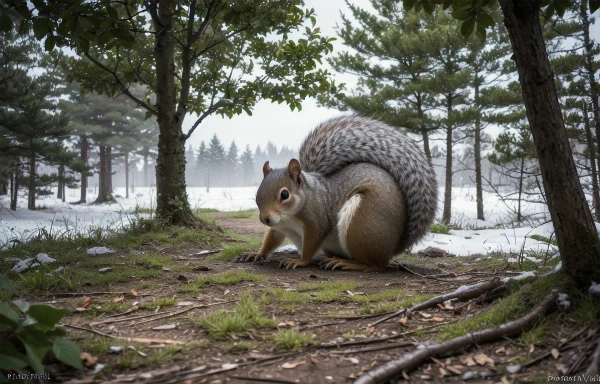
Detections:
[499, 0, 600, 285]
[27, 153, 36, 210]
[152, 0, 194, 224]
[57, 164, 64, 201]
[584, 103, 600, 221]
[517, 157, 524, 222]
[10, 168, 18, 211]
[442, 95, 453, 225]
[416, 97, 432, 162]
[95, 145, 113, 203]
[474, 69, 485, 221]
[0, 179, 7, 195]
[80, 135, 88, 203]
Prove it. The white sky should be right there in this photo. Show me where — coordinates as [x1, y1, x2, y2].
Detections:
[183, 0, 367, 151]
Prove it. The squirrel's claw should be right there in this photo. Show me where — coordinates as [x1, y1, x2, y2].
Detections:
[279, 257, 309, 270]
[238, 252, 265, 263]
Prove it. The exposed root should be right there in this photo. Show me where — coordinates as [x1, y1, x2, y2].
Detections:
[354, 289, 559, 384]
[64, 324, 185, 345]
[368, 278, 503, 327]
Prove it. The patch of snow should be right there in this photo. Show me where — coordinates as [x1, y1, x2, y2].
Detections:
[87, 247, 115, 255]
[557, 293, 570, 309]
[10, 253, 56, 273]
[276, 244, 297, 252]
[507, 258, 518, 263]
[590, 281, 600, 295]
[502, 271, 536, 283]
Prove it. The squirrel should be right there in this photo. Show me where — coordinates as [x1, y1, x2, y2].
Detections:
[238, 115, 438, 271]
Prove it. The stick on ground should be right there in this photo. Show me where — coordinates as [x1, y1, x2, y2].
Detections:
[354, 289, 559, 384]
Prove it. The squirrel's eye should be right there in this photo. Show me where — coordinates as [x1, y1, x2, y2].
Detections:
[280, 190, 290, 201]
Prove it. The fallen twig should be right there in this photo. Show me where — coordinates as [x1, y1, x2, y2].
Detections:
[43, 291, 150, 298]
[330, 341, 416, 355]
[368, 278, 503, 327]
[585, 335, 600, 376]
[522, 327, 591, 368]
[396, 263, 458, 283]
[229, 376, 296, 384]
[122, 299, 239, 327]
[566, 328, 599, 375]
[354, 289, 559, 384]
[89, 311, 168, 326]
[64, 324, 185, 345]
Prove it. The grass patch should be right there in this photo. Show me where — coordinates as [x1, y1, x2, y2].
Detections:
[273, 329, 317, 350]
[520, 320, 550, 345]
[180, 270, 267, 294]
[82, 337, 115, 355]
[205, 235, 263, 261]
[229, 210, 256, 219]
[79, 266, 161, 286]
[196, 295, 276, 339]
[139, 280, 159, 290]
[227, 342, 253, 352]
[351, 289, 406, 303]
[530, 234, 557, 246]
[265, 288, 308, 304]
[430, 223, 450, 234]
[15, 266, 81, 294]
[297, 281, 358, 302]
[356, 294, 435, 315]
[143, 297, 177, 310]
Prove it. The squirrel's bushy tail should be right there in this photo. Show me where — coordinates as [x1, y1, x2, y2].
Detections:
[299, 115, 438, 250]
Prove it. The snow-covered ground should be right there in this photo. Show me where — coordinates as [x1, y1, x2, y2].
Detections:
[0, 185, 564, 256]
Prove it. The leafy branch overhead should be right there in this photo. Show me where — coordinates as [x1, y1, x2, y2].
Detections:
[403, 0, 600, 39]
[0, 0, 341, 136]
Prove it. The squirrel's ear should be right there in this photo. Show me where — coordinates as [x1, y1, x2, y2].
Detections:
[288, 158, 302, 185]
[262, 161, 272, 178]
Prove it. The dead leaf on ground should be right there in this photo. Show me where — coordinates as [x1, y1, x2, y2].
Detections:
[282, 361, 306, 369]
[113, 296, 124, 303]
[366, 327, 375, 334]
[152, 324, 177, 330]
[399, 317, 408, 326]
[430, 316, 445, 322]
[130, 289, 138, 297]
[311, 356, 319, 364]
[419, 312, 432, 318]
[82, 297, 91, 308]
[474, 353, 495, 366]
[80, 352, 98, 367]
[446, 365, 462, 375]
[437, 303, 447, 310]
[551, 348, 560, 360]
[342, 357, 359, 365]
[501, 376, 510, 384]
[460, 355, 477, 367]
[439, 367, 448, 377]
[495, 346, 506, 355]
[529, 344, 535, 353]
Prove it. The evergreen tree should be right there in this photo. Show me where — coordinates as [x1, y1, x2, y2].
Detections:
[207, 135, 226, 190]
[240, 145, 254, 186]
[226, 141, 239, 186]
[195, 141, 208, 188]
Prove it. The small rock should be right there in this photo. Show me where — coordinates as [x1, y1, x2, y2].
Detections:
[152, 324, 177, 330]
[109, 346, 123, 353]
[461, 371, 477, 381]
[177, 275, 188, 281]
[163, 267, 172, 272]
[193, 265, 211, 271]
[309, 274, 318, 279]
[506, 365, 522, 374]
[87, 247, 115, 255]
[98, 267, 113, 273]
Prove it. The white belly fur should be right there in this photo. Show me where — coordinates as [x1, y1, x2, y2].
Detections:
[272, 195, 361, 259]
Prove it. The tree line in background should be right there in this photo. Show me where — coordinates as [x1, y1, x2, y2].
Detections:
[321, 0, 600, 228]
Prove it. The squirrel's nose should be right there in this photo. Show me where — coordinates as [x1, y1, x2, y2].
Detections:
[260, 214, 271, 226]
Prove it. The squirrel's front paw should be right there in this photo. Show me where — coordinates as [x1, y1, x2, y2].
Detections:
[237, 252, 265, 263]
[279, 257, 309, 270]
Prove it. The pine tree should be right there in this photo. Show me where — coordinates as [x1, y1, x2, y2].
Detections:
[239, 144, 254, 186]
[207, 135, 226, 190]
[226, 141, 239, 187]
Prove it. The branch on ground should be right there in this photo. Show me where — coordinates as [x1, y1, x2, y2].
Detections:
[354, 289, 559, 384]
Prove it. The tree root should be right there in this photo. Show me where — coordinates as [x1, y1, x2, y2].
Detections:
[368, 278, 504, 327]
[354, 289, 559, 384]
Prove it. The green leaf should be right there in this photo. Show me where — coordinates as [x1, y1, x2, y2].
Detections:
[422, 0, 436, 14]
[12, 300, 30, 313]
[145, 111, 153, 120]
[0, 302, 19, 329]
[80, 38, 90, 54]
[107, 5, 119, 20]
[53, 338, 84, 370]
[443, 0, 453, 9]
[591, 0, 600, 13]
[27, 304, 69, 329]
[0, 341, 30, 372]
[461, 16, 476, 37]
[0, 12, 13, 32]
[45, 34, 55, 51]
[97, 30, 113, 44]
[33, 17, 50, 39]
[452, 9, 475, 21]
[476, 21, 487, 40]
[20, 331, 52, 374]
[0, 276, 16, 293]
[477, 11, 495, 28]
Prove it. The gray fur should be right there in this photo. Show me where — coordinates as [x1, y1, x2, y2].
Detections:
[299, 115, 438, 249]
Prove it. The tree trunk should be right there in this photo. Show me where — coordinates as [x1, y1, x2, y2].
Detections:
[474, 71, 485, 221]
[10, 168, 18, 211]
[95, 145, 113, 203]
[499, 0, 600, 285]
[518, 157, 524, 222]
[125, 151, 129, 199]
[0, 179, 6, 196]
[57, 165, 64, 201]
[206, 170, 210, 193]
[80, 135, 88, 203]
[27, 153, 36, 210]
[417, 98, 432, 162]
[442, 95, 453, 225]
[153, 0, 194, 224]
[584, 103, 600, 221]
